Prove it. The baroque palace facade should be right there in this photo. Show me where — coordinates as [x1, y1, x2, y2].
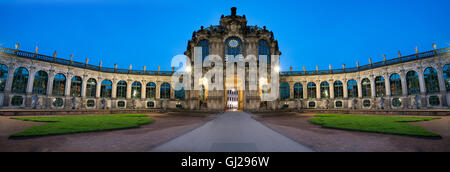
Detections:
[0, 8, 449, 111]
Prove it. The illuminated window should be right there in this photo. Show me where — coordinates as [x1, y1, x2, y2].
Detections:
[390, 74, 402, 96]
[225, 37, 242, 58]
[424, 67, 440, 93]
[52, 73, 66, 96]
[131, 81, 142, 99]
[375, 76, 385, 97]
[86, 78, 97, 98]
[70, 76, 82, 97]
[444, 64, 449, 91]
[197, 40, 210, 61]
[160, 82, 171, 99]
[347, 80, 358, 98]
[361, 78, 371, 98]
[320, 82, 330, 98]
[307, 82, 316, 99]
[280, 82, 290, 100]
[12, 67, 29, 94]
[406, 71, 420, 95]
[117, 81, 127, 98]
[0, 64, 7, 92]
[334, 81, 343, 98]
[101, 80, 112, 98]
[146, 82, 156, 99]
[258, 40, 271, 64]
[294, 83, 303, 99]
[32, 71, 48, 95]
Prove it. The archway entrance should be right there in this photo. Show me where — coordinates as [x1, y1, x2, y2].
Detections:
[225, 74, 244, 110]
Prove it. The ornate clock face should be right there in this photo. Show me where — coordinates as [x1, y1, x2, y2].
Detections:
[228, 40, 239, 48]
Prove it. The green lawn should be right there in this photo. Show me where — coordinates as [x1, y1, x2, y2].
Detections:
[309, 114, 441, 138]
[10, 114, 154, 138]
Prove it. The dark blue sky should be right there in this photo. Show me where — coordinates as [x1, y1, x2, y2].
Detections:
[0, 0, 449, 71]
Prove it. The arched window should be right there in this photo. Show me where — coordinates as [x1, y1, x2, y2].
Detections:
[116, 81, 127, 98]
[375, 76, 385, 97]
[258, 40, 271, 64]
[52, 74, 66, 96]
[293, 83, 303, 99]
[160, 82, 171, 99]
[444, 64, 450, 91]
[334, 81, 343, 98]
[86, 78, 97, 98]
[12, 67, 29, 94]
[175, 83, 185, 100]
[100, 80, 112, 98]
[0, 64, 8, 92]
[361, 78, 371, 98]
[32, 71, 48, 95]
[146, 82, 156, 99]
[347, 80, 358, 98]
[424, 67, 440, 93]
[406, 71, 420, 95]
[70, 76, 82, 97]
[307, 82, 317, 99]
[197, 40, 210, 61]
[225, 37, 242, 58]
[280, 82, 290, 100]
[320, 82, 330, 98]
[390, 74, 402, 96]
[131, 81, 142, 99]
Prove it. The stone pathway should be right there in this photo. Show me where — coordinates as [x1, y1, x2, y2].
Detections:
[150, 112, 313, 152]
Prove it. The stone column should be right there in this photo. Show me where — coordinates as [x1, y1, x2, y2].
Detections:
[170, 83, 175, 100]
[126, 80, 132, 99]
[418, 70, 426, 94]
[289, 81, 294, 100]
[26, 69, 36, 94]
[436, 66, 447, 106]
[343, 79, 348, 98]
[357, 78, 363, 98]
[141, 80, 147, 99]
[4, 64, 16, 93]
[156, 81, 161, 99]
[370, 77, 376, 98]
[64, 74, 72, 97]
[316, 81, 321, 99]
[384, 73, 391, 96]
[400, 71, 408, 96]
[47, 71, 55, 96]
[111, 79, 117, 99]
[329, 80, 335, 99]
[96, 78, 102, 98]
[81, 76, 88, 98]
[302, 81, 307, 99]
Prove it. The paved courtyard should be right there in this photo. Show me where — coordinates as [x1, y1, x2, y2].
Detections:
[151, 112, 313, 152]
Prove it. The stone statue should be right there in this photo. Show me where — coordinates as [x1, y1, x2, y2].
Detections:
[296, 101, 302, 111]
[132, 99, 137, 109]
[32, 95, 39, 109]
[412, 95, 420, 109]
[71, 97, 77, 109]
[352, 99, 358, 109]
[101, 99, 106, 109]
[379, 97, 385, 109]
[323, 99, 329, 109]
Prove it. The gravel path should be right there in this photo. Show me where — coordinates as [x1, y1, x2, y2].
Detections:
[150, 112, 313, 152]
